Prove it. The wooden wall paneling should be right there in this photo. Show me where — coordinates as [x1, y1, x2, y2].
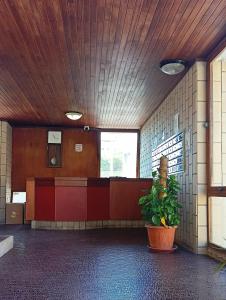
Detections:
[12, 127, 99, 191]
[62, 130, 99, 177]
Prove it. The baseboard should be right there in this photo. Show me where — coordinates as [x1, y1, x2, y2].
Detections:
[31, 220, 145, 230]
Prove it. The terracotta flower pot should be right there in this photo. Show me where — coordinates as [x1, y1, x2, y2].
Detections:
[145, 224, 177, 250]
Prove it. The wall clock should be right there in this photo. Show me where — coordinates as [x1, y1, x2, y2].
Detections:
[47, 130, 62, 167]
[48, 131, 62, 144]
[47, 144, 62, 167]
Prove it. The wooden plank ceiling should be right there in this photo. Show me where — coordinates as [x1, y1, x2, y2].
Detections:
[0, 0, 225, 129]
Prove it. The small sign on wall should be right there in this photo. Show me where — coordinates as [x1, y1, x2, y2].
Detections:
[75, 144, 83, 152]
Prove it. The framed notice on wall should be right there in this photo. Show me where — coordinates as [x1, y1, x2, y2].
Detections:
[152, 132, 184, 175]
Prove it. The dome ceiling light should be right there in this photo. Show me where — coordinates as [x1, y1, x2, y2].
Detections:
[65, 111, 83, 120]
[160, 59, 186, 75]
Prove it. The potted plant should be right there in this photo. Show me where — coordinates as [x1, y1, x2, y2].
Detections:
[139, 156, 181, 251]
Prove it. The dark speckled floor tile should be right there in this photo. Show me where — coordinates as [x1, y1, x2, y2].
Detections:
[0, 225, 225, 300]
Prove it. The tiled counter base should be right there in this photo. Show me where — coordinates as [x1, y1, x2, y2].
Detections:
[0, 236, 13, 257]
[31, 220, 145, 230]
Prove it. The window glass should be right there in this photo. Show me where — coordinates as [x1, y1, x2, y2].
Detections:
[210, 48, 226, 186]
[209, 197, 226, 248]
[100, 132, 137, 178]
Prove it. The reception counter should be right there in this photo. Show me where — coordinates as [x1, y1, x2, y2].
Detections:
[26, 177, 152, 229]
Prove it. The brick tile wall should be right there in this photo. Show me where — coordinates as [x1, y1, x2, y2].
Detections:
[140, 62, 207, 253]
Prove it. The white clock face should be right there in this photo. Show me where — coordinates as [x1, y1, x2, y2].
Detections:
[48, 131, 62, 144]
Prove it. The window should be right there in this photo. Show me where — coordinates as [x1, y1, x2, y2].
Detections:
[208, 44, 226, 249]
[100, 132, 138, 178]
[209, 197, 226, 248]
[209, 48, 226, 186]
[12, 192, 26, 203]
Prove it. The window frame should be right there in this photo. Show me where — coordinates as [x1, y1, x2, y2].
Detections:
[207, 38, 226, 249]
[99, 129, 140, 178]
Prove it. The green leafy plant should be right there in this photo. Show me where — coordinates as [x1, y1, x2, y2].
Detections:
[139, 171, 181, 227]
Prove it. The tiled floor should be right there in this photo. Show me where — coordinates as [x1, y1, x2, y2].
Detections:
[0, 225, 225, 300]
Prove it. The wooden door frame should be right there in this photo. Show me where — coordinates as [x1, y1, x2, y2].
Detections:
[206, 38, 226, 247]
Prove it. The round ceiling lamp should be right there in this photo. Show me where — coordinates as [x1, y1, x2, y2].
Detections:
[65, 111, 83, 120]
[160, 59, 186, 75]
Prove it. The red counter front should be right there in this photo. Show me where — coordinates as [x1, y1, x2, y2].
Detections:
[87, 178, 110, 220]
[55, 186, 87, 221]
[26, 177, 151, 222]
[110, 179, 150, 220]
[54, 177, 87, 221]
[35, 178, 55, 221]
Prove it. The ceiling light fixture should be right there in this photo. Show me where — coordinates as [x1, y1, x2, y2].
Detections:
[160, 59, 186, 75]
[65, 111, 83, 120]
